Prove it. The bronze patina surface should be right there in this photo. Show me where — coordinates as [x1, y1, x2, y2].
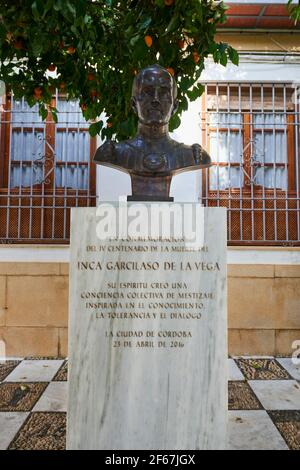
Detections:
[93, 64, 212, 201]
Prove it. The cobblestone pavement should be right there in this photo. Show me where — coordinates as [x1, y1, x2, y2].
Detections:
[0, 357, 299, 450]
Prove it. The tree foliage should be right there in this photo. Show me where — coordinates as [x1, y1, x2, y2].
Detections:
[0, 0, 239, 140]
[288, 0, 300, 23]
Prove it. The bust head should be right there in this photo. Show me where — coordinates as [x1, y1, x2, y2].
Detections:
[94, 63, 212, 201]
[131, 64, 178, 126]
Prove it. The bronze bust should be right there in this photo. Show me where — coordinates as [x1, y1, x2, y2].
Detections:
[93, 64, 211, 201]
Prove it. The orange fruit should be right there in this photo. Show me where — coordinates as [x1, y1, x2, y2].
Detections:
[164, 0, 174, 5]
[48, 64, 56, 72]
[34, 87, 43, 99]
[13, 39, 25, 50]
[192, 51, 200, 64]
[67, 46, 76, 54]
[144, 35, 153, 48]
[59, 82, 65, 90]
[167, 67, 175, 76]
[87, 72, 95, 81]
[90, 89, 98, 97]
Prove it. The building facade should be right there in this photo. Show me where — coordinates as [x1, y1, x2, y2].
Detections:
[0, 1, 300, 357]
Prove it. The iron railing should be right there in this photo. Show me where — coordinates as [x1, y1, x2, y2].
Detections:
[0, 95, 96, 243]
[201, 82, 300, 245]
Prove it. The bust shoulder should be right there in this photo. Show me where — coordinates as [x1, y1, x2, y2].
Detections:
[93, 140, 117, 163]
[168, 140, 211, 172]
[93, 139, 140, 171]
[191, 144, 211, 167]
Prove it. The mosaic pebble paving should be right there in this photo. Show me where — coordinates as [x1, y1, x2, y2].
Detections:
[0, 357, 299, 450]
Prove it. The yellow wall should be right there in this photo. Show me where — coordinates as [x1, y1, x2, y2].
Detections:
[0, 262, 299, 357]
[216, 32, 300, 53]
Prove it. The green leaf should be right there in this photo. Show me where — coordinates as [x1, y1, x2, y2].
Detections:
[89, 121, 103, 137]
[42, 0, 55, 18]
[187, 85, 203, 101]
[31, 38, 43, 57]
[31, 1, 41, 21]
[220, 52, 228, 67]
[228, 47, 239, 66]
[181, 96, 189, 111]
[51, 108, 58, 123]
[39, 105, 48, 121]
[180, 76, 194, 93]
[66, 1, 76, 16]
[196, 83, 205, 96]
[130, 35, 140, 47]
[165, 15, 180, 35]
[169, 113, 181, 131]
[132, 37, 148, 60]
[138, 17, 152, 31]
[53, 0, 64, 11]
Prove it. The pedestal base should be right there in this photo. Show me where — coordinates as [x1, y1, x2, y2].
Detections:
[127, 195, 174, 202]
[67, 203, 227, 450]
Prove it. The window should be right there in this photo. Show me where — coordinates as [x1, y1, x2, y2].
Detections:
[202, 83, 299, 245]
[0, 93, 96, 243]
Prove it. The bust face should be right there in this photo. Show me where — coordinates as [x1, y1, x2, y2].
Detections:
[133, 67, 177, 126]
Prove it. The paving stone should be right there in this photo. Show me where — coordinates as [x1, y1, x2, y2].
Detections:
[33, 382, 67, 412]
[277, 358, 300, 381]
[0, 382, 47, 412]
[0, 360, 20, 382]
[4, 360, 64, 382]
[235, 358, 291, 380]
[0, 412, 29, 450]
[228, 381, 262, 410]
[249, 380, 300, 410]
[53, 361, 68, 382]
[229, 410, 288, 450]
[268, 410, 300, 451]
[8, 412, 66, 450]
[228, 359, 245, 381]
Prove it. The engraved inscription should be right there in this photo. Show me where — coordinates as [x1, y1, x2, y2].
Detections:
[75, 237, 221, 350]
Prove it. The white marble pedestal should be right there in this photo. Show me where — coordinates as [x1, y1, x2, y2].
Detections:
[67, 203, 227, 450]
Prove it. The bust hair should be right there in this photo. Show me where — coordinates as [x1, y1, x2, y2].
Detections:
[132, 64, 177, 100]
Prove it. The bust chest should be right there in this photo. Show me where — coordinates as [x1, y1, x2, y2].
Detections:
[116, 140, 195, 176]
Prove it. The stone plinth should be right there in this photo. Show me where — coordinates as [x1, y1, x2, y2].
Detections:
[67, 203, 227, 450]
